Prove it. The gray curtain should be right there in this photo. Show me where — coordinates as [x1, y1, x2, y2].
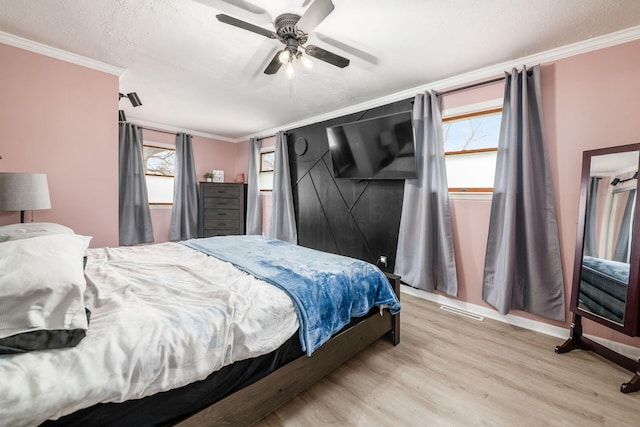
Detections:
[394, 91, 458, 296]
[482, 65, 565, 322]
[118, 123, 154, 246]
[613, 188, 636, 262]
[246, 137, 262, 235]
[583, 176, 600, 257]
[169, 133, 198, 241]
[270, 131, 297, 244]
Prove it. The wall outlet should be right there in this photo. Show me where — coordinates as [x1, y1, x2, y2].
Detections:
[378, 255, 388, 268]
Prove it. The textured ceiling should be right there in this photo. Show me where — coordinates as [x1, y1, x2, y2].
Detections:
[1, 0, 640, 141]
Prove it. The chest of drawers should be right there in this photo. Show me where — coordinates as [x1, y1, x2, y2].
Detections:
[198, 182, 247, 237]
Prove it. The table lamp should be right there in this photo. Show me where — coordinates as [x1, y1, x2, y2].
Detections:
[0, 173, 51, 223]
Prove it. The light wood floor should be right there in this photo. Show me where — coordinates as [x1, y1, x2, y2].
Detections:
[255, 293, 639, 427]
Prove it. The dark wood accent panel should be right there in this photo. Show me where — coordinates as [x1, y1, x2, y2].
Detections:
[198, 183, 247, 238]
[295, 173, 340, 254]
[287, 99, 412, 271]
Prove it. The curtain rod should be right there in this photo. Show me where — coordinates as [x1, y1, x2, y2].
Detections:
[436, 75, 506, 97]
[253, 134, 278, 142]
[140, 126, 183, 136]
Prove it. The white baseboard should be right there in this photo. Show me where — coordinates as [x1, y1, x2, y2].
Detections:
[400, 285, 640, 361]
[401, 284, 569, 338]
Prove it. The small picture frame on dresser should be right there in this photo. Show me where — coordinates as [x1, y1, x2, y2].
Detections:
[211, 170, 224, 182]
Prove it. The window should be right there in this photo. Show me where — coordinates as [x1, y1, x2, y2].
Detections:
[443, 108, 502, 192]
[259, 148, 275, 192]
[260, 151, 274, 172]
[143, 143, 175, 204]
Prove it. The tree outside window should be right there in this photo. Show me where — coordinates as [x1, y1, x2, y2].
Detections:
[259, 149, 275, 191]
[143, 143, 175, 204]
[443, 109, 501, 192]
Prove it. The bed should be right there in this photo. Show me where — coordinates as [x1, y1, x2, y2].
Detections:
[579, 255, 629, 323]
[0, 223, 400, 426]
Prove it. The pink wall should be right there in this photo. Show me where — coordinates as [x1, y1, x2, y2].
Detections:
[142, 130, 248, 243]
[235, 140, 249, 181]
[0, 43, 248, 246]
[0, 43, 119, 247]
[441, 39, 640, 347]
[546, 39, 640, 346]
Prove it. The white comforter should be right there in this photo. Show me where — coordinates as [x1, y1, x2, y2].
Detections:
[0, 242, 299, 426]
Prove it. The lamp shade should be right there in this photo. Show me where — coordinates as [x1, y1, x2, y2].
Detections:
[0, 173, 51, 211]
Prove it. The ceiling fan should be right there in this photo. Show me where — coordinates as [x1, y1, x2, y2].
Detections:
[215, 0, 350, 77]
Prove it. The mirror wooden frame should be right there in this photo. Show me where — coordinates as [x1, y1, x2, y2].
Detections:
[556, 143, 640, 393]
[571, 143, 640, 334]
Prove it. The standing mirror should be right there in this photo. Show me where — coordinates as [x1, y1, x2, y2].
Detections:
[578, 150, 638, 327]
[556, 143, 640, 393]
[574, 146, 639, 332]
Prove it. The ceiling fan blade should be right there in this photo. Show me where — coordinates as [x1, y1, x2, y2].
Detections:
[315, 34, 378, 65]
[216, 14, 277, 39]
[304, 45, 349, 68]
[264, 51, 284, 74]
[296, 0, 335, 34]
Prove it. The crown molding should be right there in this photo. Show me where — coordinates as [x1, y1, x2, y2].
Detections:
[0, 30, 124, 76]
[242, 24, 640, 142]
[3, 22, 639, 142]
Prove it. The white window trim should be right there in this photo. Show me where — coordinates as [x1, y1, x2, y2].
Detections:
[442, 98, 503, 119]
[449, 192, 493, 201]
[144, 140, 174, 149]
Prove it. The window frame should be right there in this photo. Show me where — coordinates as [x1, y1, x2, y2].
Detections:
[442, 103, 502, 194]
[142, 141, 176, 206]
[259, 147, 275, 192]
[260, 150, 275, 173]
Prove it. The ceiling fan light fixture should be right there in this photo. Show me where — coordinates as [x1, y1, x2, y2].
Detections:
[216, 0, 350, 77]
[278, 49, 292, 64]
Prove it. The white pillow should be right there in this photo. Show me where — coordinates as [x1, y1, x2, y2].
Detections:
[0, 234, 92, 351]
[0, 222, 75, 243]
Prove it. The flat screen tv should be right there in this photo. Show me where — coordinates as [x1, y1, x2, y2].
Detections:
[326, 110, 417, 180]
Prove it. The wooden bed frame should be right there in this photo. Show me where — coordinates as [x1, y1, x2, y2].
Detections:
[176, 273, 401, 426]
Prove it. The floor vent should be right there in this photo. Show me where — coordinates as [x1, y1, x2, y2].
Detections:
[439, 305, 485, 321]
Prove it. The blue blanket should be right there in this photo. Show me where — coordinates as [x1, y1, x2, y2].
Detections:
[182, 235, 401, 355]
